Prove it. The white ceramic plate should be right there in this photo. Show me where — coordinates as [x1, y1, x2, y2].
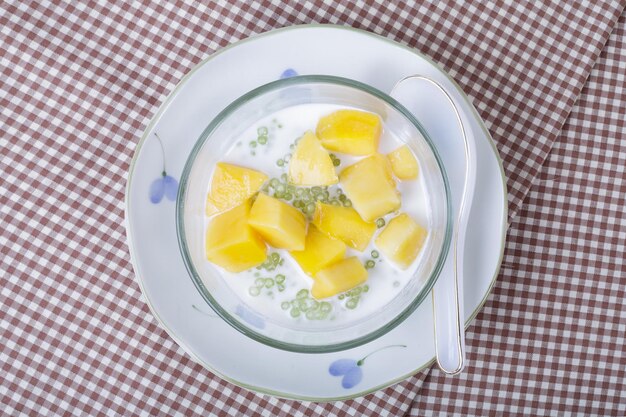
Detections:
[125, 25, 507, 401]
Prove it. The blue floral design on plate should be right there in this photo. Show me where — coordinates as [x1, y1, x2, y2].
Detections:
[329, 344, 406, 389]
[280, 68, 298, 79]
[149, 132, 178, 204]
[191, 304, 216, 318]
[192, 304, 264, 330]
[235, 304, 266, 329]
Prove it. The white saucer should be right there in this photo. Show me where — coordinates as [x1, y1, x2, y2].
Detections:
[125, 25, 507, 401]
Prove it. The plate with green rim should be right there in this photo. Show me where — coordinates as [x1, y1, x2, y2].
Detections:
[125, 24, 508, 401]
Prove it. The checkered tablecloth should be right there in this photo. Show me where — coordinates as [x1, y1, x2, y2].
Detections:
[2, 1, 625, 416]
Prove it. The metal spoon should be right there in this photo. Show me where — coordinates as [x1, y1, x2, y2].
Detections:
[391, 75, 476, 374]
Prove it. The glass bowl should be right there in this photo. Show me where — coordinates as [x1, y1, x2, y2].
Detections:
[176, 75, 452, 353]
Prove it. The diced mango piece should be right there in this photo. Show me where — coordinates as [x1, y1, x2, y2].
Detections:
[311, 257, 368, 299]
[375, 213, 427, 269]
[288, 131, 338, 186]
[339, 154, 401, 222]
[312, 202, 376, 251]
[290, 225, 346, 276]
[388, 145, 419, 180]
[206, 162, 268, 216]
[316, 109, 381, 155]
[248, 193, 306, 250]
[205, 201, 267, 272]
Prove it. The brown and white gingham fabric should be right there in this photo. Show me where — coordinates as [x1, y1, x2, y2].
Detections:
[1, 1, 625, 416]
[409, 12, 626, 416]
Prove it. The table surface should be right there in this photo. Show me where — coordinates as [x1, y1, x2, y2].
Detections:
[2, 1, 625, 416]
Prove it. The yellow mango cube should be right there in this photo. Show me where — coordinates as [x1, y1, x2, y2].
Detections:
[375, 213, 427, 269]
[312, 257, 368, 299]
[206, 162, 268, 216]
[288, 131, 338, 186]
[248, 193, 307, 250]
[290, 225, 346, 276]
[316, 109, 381, 155]
[339, 154, 401, 222]
[388, 145, 419, 180]
[312, 202, 376, 251]
[205, 201, 267, 272]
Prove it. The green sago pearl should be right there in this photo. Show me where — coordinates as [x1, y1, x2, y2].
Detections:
[249, 141, 257, 147]
[290, 308, 301, 318]
[281, 173, 288, 182]
[281, 301, 290, 310]
[305, 203, 316, 214]
[295, 188, 304, 197]
[338, 194, 347, 202]
[270, 178, 279, 188]
[275, 184, 286, 193]
[294, 200, 303, 208]
[311, 186, 322, 195]
[276, 159, 285, 167]
[330, 199, 341, 206]
[363, 285, 369, 292]
[278, 285, 285, 292]
[365, 260, 375, 269]
[298, 299, 309, 311]
[257, 126, 268, 136]
[305, 310, 317, 320]
[287, 184, 296, 193]
[255, 278, 264, 287]
[371, 250, 379, 259]
[297, 289, 309, 299]
[275, 274, 285, 284]
[376, 218, 386, 228]
[264, 278, 274, 288]
[271, 253, 280, 262]
[257, 135, 268, 145]
[320, 302, 332, 313]
[338, 294, 344, 300]
[283, 193, 293, 201]
[274, 191, 284, 199]
[343, 200, 352, 207]
[346, 299, 358, 309]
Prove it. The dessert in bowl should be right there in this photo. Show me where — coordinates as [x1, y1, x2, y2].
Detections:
[177, 75, 451, 353]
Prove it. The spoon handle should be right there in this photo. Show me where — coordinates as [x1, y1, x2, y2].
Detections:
[392, 75, 476, 374]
